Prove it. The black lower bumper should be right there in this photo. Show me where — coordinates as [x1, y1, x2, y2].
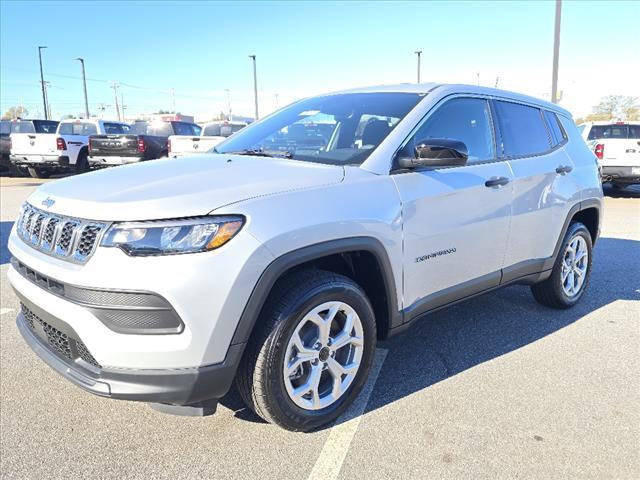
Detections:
[16, 306, 244, 406]
[601, 166, 640, 184]
[10, 155, 70, 168]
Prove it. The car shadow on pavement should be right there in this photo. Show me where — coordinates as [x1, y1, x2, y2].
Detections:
[1, 221, 14, 265]
[603, 183, 640, 198]
[219, 237, 640, 430]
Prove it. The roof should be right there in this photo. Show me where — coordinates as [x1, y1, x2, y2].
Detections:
[325, 82, 572, 117]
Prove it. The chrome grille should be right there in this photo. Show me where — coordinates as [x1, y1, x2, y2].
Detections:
[16, 204, 108, 264]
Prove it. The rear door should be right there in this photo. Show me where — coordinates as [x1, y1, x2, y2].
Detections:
[494, 100, 578, 280]
[393, 96, 513, 315]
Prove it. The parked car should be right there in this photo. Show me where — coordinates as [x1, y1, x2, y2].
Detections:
[89, 120, 201, 167]
[579, 121, 640, 188]
[8, 84, 602, 431]
[7, 119, 59, 178]
[168, 121, 245, 158]
[1, 120, 14, 174]
[10, 118, 130, 178]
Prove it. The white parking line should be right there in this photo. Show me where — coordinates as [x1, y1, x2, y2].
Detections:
[1, 308, 14, 315]
[308, 347, 388, 480]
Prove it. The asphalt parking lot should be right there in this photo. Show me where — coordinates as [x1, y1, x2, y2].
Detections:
[0, 177, 638, 480]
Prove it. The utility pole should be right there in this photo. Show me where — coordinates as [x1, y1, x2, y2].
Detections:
[75, 58, 90, 118]
[476, 72, 480, 86]
[274, 93, 279, 110]
[495, 76, 500, 88]
[38, 46, 48, 119]
[121, 92, 126, 121]
[249, 55, 258, 120]
[414, 50, 422, 83]
[170, 88, 176, 113]
[224, 89, 232, 120]
[111, 82, 121, 121]
[551, 0, 562, 103]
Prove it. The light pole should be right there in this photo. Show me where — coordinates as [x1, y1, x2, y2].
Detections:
[551, 0, 562, 103]
[414, 50, 422, 83]
[75, 58, 90, 118]
[111, 81, 121, 121]
[38, 46, 48, 119]
[249, 55, 259, 120]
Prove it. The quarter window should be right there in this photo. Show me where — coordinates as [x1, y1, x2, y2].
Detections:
[405, 97, 495, 163]
[494, 101, 551, 157]
[543, 110, 566, 146]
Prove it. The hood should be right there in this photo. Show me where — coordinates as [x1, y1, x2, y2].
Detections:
[27, 155, 344, 221]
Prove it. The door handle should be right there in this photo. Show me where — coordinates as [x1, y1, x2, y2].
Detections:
[555, 165, 573, 175]
[484, 176, 510, 188]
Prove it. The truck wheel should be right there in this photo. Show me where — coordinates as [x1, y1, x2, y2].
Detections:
[27, 167, 50, 179]
[531, 222, 593, 309]
[75, 150, 90, 174]
[236, 269, 377, 431]
[9, 164, 29, 177]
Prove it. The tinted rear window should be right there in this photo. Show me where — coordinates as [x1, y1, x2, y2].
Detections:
[494, 101, 551, 157]
[59, 122, 97, 135]
[103, 123, 132, 134]
[10, 120, 59, 134]
[0, 121, 9, 135]
[587, 124, 640, 140]
[172, 122, 202, 136]
[132, 122, 174, 136]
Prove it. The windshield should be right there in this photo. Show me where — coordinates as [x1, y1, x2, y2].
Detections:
[216, 92, 423, 165]
[588, 124, 640, 140]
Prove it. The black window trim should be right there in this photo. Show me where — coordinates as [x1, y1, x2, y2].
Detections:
[391, 93, 500, 173]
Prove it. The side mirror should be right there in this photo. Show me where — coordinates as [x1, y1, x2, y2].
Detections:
[398, 138, 468, 169]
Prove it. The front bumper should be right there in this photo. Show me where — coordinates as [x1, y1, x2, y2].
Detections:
[10, 154, 69, 167]
[601, 166, 640, 184]
[88, 155, 143, 167]
[16, 297, 243, 405]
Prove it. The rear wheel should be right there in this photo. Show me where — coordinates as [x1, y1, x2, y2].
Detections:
[75, 150, 90, 174]
[27, 167, 50, 179]
[235, 269, 377, 431]
[531, 222, 593, 309]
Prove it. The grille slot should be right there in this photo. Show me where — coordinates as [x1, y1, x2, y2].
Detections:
[16, 204, 107, 264]
[20, 303, 101, 369]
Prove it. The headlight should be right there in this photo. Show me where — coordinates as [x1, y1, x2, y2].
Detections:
[101, 216, 244, 256]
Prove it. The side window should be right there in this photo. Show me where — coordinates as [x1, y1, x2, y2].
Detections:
[173, 122, 201, 136]
[543, 110, 566, 146]
[494, 101, 551, 157]
[407, 97, 495, 163]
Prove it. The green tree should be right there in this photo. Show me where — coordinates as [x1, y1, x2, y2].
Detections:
[593, 95, 639, 120]
[2, 105, 28, 119]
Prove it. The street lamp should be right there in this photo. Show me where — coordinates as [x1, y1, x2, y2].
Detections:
[249, 55, 258, 120]
[75, 58, 90, 118]
[551, 0, 562, 103]
[414, 50, 422, 83]
[38, 46, 48, 119]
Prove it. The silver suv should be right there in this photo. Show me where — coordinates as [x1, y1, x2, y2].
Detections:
[8, 84, 603, 431]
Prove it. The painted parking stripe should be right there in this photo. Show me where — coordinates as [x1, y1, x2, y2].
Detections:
[0, 308, 14, 315]
[308, 347, 388, 480]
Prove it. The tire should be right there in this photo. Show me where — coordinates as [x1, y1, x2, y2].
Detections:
[10, 164, 29, 177]
[27, 167, 50, 179]
[75, 150, 90, 174]
[235, 269, 377, 431]
[531, 222, 593, 309]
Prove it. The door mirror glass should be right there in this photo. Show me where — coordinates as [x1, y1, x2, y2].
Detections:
[398, 138, 468, 168]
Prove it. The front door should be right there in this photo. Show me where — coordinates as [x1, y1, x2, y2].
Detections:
[392, 96, 513, 317]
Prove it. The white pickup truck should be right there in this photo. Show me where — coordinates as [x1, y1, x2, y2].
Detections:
[579, 121, 640, 189]
[10, 119, 131, 178]
[168, 121, 246, 158]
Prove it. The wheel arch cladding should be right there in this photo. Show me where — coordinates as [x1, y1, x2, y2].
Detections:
[230, 237, 401, 346]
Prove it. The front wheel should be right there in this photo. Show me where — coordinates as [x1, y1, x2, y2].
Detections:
[75, 150, 90, 174]
[235, 269, 377, 431]
[27, 167, 50, 179]
[531, 222, 593, 309]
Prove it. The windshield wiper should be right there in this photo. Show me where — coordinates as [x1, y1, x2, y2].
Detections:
[223, 149, 293, 159]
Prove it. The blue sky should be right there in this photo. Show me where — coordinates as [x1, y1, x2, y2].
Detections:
[1, 0, 638, 120]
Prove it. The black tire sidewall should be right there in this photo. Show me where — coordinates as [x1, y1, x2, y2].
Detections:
[75, 150, 89, 173]
[550, 223, 593, 306]
[27, 167, 49, 179]
[261, 279, 377, 430]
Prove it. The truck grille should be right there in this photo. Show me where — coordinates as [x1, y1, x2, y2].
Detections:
[21, 303, 101, 369]
[16, 204, 108, 264]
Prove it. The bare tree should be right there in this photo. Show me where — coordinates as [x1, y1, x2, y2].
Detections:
[593, 95, 639, 120]
[2, 106, 29, 119]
